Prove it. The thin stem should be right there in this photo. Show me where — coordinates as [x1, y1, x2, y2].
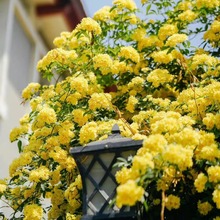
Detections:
[161, 190, 165, 220]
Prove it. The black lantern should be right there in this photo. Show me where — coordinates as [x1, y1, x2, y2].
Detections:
[70, 124, 143, 220]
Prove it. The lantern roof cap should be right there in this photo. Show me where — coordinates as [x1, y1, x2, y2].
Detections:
[70, 124, 143, 155]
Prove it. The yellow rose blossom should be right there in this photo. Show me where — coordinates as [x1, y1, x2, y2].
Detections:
[49, 146, 68, 167]
[141, 134, 167, 154]
[194, 173, 208, 192]
[76, 17, 101, 35]
[167, 127, 200, 148]
[0, 180, 6, 194]
[79, 122, 98, 144]
[203, 113, 215, 130]
[89, 93, 112, 110]
[175, 1, 192, 11]
[128, 76, 145, 89]
[9, 125, 29, 142]
[119, 46, 140, 63]
[178, 10, 197, 22]
[51, 187, 65, 206]
[195, 0, 220, 9]
[115, 167, 133, 184]
[69, 75, 89, 95]
[147, 69, 174, 87]
[116, 180, 144, 208]
[29, 166, 50, 182]
[158, 24, 178, 41]
[126, 95, 138, 113]
[72, 109, 90, 126]
[93, 54, 113, 75]
[207, 166, 220, 183]
[94, 6, 111, 21]
[197, 201, 213, 215]
[166, 34, 188, 47]
[113, 0, 137, 10]
[138, 35, 162, 50]
[165, 194, 180, 211]
[24, 204, 43, 220]
[22, 82, 41, 100]
[191, 54, 218, 70]
[213, 189, 220, 209]
[132, 154, 154, 175]
[151, 50, 175, 64]
[35, 106, 57, 128]
[162, 143, 193, 171]
[132, 28, 146, 41]
[66, 213, 81, 220]
[9, 152, 34, 176]
[197, 144, 220, 162]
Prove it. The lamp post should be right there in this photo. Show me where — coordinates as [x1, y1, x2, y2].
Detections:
[70, 124, 143, 220]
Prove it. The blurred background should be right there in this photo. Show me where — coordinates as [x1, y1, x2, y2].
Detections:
[0, 0, 123, 180]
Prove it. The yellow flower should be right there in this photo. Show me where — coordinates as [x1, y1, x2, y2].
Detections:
[175, 1, 192, 11]
[194, 173, 208, 193]
[197, 201, 213, 215]
[116, 180, 144, 208]
[76, 17, 102, 35]
[197, 144, 220, 162]
[195, 0, 220, 9]
[79, 122, 98, 144]
[132, 154, 154, 174]
[66, 213, 81, 220]
[165, 194, 180, 211]
[89, 93, 112, 110]
[213, 189, 220, 209]
[93, 54, 113, 75]
[119, 46, 140, 63]
[94, 6, 111, 21]
[178, 10, 197, 22]
[35, 106, 57, 128]
[29, 166, 50, 182]
[203, 113, 215, 130]
[126, 95, 138, 113]
[115, 167, 133, 184]
[51, 187, 65, 206]
[141, 134, 167, 154]
[162, 143, 193, 171]
[132, 28, 146, 41]
[207, 166, 220, 183]
[147, 69, 174, 87]
[113, 0, 137, 10]
[0, 180, 6, 194]
[166, 34, 188, 47]
[9, 125, 29, 142]
[24, 204, 43, 220]
[72, 109, 90, 126]
[191, 54, 218, 70]
[64, 183, 81, 209]
[158, 24, 178, 41]
[138, 35, 162, 50]
[69, 75, 89, 96]
[151, 50, 175, 64]
[22, 83, 41, 100]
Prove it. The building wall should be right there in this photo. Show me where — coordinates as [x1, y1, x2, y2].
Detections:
[0, 0, 47, 179]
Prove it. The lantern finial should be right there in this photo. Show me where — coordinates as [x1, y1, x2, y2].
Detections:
[112, 124, 120, 134]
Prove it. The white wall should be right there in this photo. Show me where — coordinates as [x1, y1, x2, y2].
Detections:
[0, 0, 47, 179]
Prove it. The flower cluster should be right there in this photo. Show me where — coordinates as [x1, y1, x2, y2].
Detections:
[1, 0, 220, 219]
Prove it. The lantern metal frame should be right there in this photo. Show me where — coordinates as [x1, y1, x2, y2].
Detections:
[70, 124, 143, 220]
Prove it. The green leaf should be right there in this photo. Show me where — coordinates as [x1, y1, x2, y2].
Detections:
[17, 140, 22, 153]
[146, 4, 151, 14]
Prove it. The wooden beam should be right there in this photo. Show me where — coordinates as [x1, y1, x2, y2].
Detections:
[36, 0, 86, 30]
